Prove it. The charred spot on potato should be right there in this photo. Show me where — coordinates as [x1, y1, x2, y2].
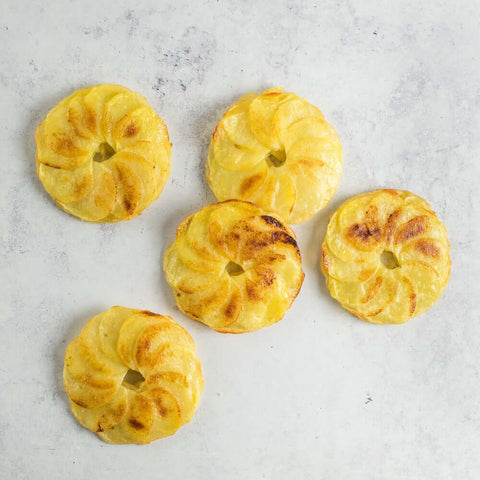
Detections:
[414, 239, 440, 257]
[123, 122, 137, 137]
[261, 215, 284, 229]
[128, 418, 145, 430]
[224, 292, 241, 319]
[245, 279, 262, 302]
[84, 107, 97, 132]
[345, 223, 378, 250]
[365, 206, 381, 241]
[348, 223, 371, 241]
[395, 216, 429, 244]
[409, 293, 417, 315]
[384, 209, 401, 243]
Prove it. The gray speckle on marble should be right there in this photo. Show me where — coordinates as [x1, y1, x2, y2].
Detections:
[1, 0, 480, 479]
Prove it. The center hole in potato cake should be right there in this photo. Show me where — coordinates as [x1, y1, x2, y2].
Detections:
[266, 150, 286, 167]
[122, 369, 145, 389]
[93, 142, 115, 162]
[381, 250, 400, 269]
[226, 261, 244, 276]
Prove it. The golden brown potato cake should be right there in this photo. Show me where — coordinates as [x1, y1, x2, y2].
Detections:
[63, 306, 203, 444]
[206, 87, 342, 224]
[164, 200, 304, 333]
[321, 190, 451, 324]
[36, 85, 171, 222]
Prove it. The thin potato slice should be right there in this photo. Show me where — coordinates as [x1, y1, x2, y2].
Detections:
[67, 88, 96, 140]
[96, 306, 136, 364]
[102, 91, 148, 146]
[282, 116, 330, 152]
[248, 87, 293, 152]
[222, 93, 269, 152]
[113, 106, 169, 150]
[211, 123, 265, 171]
[321, 243, 378, 283]
[400, 260, 442, 316]
[361, 276, 416, 325]
[206, 150, 268, 201]
[36, 123, 91, 170]
[288, 165, 340, 224]
[101, 153, 151, 220]
[64, 339, 119, 409]
[398, 237, 450, 282]
[83, 84, 129, 137]
[144, 371, 196, 422]
[37, 159, 93, 205]
[117, 312, 165, 372]
[274, 98, 324, 147]
[176, 272, 233, 321]
[59, 162, 116, 222]
[133, 318, 195, 372]
[164, 245, 222, 293]
[70, 387, 128, 433]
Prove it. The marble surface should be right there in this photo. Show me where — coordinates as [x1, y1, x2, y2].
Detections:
[1, 0, 479, 478]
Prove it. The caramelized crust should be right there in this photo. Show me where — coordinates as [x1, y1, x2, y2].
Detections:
[163, 200, 304, 333]
[63, 307, 203, 444]
[36, 85, 171, 222]
[321, 190, 451, 324]
[206, 87, 342, 224]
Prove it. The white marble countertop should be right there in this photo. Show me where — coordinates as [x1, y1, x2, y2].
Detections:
[1, 0, 479, 478]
